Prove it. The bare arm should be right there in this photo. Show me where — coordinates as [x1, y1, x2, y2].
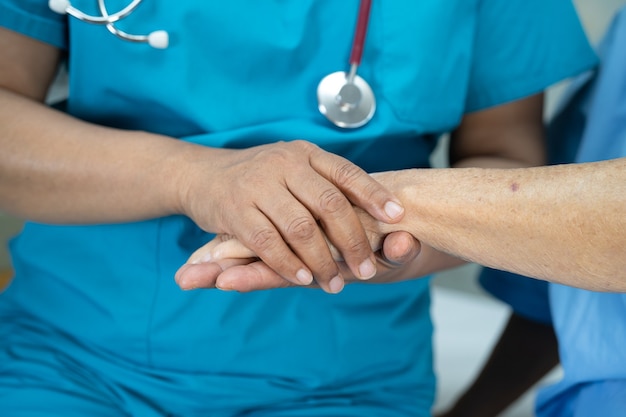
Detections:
[381, 97, 625, 291]
[0, 28, 406, 292]
[185, 158, 625, 292]
[373, 159, 626, 291]
[176, 95, 550, 291]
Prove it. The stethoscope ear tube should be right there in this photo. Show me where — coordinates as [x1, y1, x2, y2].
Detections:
[49, 0, 142, 24]
[50, 0, 376, 116]
[48, 0, 169, 49]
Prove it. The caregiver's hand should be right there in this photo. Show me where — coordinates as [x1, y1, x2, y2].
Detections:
[178, 140, 405, 294]
[175, 230, 421, 292]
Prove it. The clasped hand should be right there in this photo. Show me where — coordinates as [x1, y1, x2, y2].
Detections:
[177, 140, 408, 293]
[176, 165, 422, 293]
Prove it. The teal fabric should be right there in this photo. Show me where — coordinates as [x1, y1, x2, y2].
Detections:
[0, 0, 66, 47]
[0, 0, 596, 415]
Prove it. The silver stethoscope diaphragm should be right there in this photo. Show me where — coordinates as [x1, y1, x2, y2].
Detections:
[317, 0, 375, 129]
[318, 64, 376, 129]
[48, 0, 169, 49]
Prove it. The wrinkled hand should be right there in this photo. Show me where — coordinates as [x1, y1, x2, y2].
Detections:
[175, 211, 422, 293]
[179, 140, 405, 293]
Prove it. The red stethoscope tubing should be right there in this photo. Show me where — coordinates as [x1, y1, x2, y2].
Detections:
[316, 0, 376, 128]
[349, 0, 372, 66]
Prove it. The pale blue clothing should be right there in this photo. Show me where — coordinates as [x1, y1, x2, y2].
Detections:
[536, 7, 626, 417]
[478, 63, 601, 327]
[480, 7, 626, 416]
[0, 1, 596, 415]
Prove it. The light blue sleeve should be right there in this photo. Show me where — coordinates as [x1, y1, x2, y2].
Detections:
[466, 0, 598, 112]
[0, 0, 67, 49]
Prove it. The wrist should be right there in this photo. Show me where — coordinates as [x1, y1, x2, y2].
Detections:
[166, 142, 233, 225]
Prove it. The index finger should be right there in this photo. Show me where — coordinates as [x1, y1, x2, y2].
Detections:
[308, 145, 405, 223]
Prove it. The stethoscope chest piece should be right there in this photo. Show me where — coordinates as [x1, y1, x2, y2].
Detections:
[317, 0, 375, 129]
[317, 70, 376, 129]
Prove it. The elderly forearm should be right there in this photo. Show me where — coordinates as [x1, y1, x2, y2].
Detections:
[379, 160, 626, 291]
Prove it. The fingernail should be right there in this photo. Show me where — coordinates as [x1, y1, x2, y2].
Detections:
[384, 201, 404, 220]
[329, 275, 344, 294]
[358, 258, 376, 280]
[215, 283, 234, 291]
[296, 269, 313, 285]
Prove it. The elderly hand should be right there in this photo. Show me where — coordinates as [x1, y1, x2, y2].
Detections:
[176, 169, 420, 292]
[178, 140, 405, 294]
[175, 230, 421, 292]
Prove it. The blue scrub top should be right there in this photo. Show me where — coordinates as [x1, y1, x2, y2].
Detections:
[0, 0, 596, 415]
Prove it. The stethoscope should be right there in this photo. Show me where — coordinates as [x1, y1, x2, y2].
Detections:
[48, 0, 375, 128]
[317, 0, 375, 128]
[49, 0, 169, 49]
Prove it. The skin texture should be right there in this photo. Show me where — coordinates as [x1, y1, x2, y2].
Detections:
[0, 27, 410, 294]
[0, 28, 548, 294]
[185, 158, 626, 292]
[175, 94, 550, 291]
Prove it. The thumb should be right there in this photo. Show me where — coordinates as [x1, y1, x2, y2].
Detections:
[379, 232, 421, 267]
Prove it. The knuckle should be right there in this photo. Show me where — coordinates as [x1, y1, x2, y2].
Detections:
[251, 142, 292, 163]
[361, 180, 387, 201]
[269, 143, 314, 171]
[318, 187, 348, 214]
[284, 216, 318, 242]
[247, 227, 279, 252]
[292, 139, 317, 152]
[254, 147, 288, 165]
[341, 234, 366, 255]
[332, 161, 365, 187]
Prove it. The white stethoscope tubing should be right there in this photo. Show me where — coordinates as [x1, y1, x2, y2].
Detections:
[49, 0, 373, 126]
[49, 0, 140, 24]
[48, 0, 169, 49]
[97, 0, 168, 47]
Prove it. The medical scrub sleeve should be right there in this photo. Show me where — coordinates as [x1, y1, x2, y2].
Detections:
[0, 0, 66, 47]
[536, 7, 626, 417]
[0, 1, 597, 416]
[463, 0, 596, 112]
